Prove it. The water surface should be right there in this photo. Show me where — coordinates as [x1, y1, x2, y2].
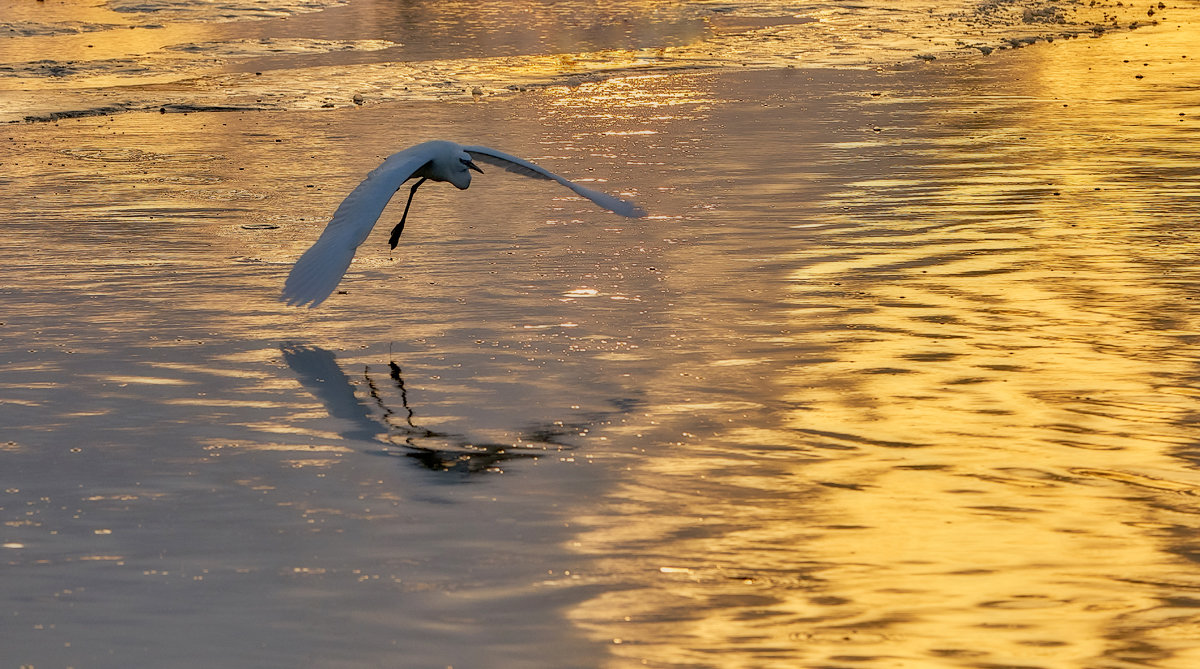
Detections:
[0, 0, 1169, 120]
[4, 1, 1200, 668]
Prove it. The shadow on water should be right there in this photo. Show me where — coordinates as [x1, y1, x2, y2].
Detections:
[281, 344, 620, 476]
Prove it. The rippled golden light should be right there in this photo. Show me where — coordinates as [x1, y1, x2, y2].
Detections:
[561, 15, 1200, 666]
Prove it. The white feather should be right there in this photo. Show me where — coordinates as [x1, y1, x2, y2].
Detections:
[280, 140, 646, 308]
[462, 145, 647, 218]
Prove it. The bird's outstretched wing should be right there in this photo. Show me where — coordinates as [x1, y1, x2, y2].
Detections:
[281, 147, 434, 308]
[462, 145, 647, 219]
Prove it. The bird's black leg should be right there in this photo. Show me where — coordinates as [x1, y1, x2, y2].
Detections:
[389, 177, 427, 249]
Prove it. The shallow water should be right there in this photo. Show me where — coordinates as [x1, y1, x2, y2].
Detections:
[0, 0, 1168, 121]
[5, 1, 1200, 668]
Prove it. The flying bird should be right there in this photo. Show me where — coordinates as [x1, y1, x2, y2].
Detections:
[280, 140, 646, 307]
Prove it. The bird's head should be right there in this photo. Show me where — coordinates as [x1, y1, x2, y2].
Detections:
[446, 150, 484, 190]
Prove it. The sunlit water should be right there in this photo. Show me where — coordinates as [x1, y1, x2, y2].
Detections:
[0, 0, 1173, 121]
[4, 0, 1200, 667]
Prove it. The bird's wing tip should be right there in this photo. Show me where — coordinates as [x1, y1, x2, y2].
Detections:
[279, 292, 320, 309]
[611, 200, 647, 218]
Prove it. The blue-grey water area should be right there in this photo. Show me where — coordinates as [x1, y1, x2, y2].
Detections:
[4, 0, 1200, 667]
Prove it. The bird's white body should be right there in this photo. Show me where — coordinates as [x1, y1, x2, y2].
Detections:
[280, 140, 645, 308]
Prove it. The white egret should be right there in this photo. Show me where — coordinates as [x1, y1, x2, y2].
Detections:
[280, 140, 646, 308]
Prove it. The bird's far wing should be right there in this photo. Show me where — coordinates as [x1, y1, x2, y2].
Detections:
[281, 148, 434, 308]
[462, 145, 646, 218]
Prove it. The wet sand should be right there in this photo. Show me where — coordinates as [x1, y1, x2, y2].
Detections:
[4, 9, 1200, 669]
[0, 0, 1169, 122]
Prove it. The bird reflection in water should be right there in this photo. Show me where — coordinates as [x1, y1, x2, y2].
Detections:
[281, 344, 607, 475]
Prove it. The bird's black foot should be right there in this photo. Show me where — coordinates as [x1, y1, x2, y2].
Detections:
[389, 177, 425, 249]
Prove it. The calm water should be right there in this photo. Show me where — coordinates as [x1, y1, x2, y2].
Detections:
[4, 1, 1200, 667]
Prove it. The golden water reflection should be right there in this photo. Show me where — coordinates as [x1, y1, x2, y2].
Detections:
[568, 22, 1200, 668]
[5, 4, 1200, 666]
[0, 0, 1165, 121]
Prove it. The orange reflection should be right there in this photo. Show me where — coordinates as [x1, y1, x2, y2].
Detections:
[5, 1, 1200, 664]
[565, 17, 1200, 668]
